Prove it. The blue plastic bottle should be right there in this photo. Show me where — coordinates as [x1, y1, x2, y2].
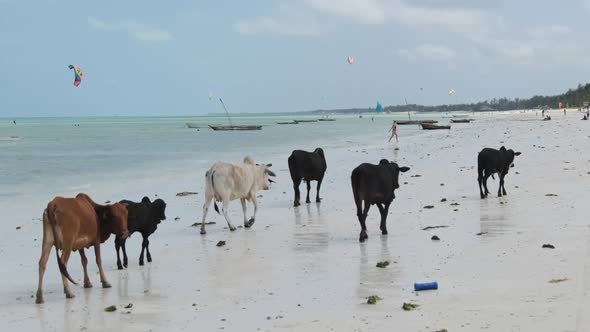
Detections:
[414, 281, 438, 291]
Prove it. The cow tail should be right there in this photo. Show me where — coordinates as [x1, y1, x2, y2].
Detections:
[210, 170, 221, 214]
[46, 206, 77, 286]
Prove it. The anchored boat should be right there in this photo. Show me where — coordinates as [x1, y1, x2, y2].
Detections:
[421, 123, 451, 130]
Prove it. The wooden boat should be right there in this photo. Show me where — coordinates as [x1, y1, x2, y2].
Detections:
[209, 125, 262, 131]
[421, 123, 450, 130]
[208, 98, 263, 131]
[186, 123, 209, 129]
[450, 119, 472, 123]
[318, 118, 336, 122]
[396, 120, 438, 125]
[276, 121, 298, 125]
[294, 119, 318, 123]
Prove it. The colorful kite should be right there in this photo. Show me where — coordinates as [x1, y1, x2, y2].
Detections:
[376, 102, 383, 113]
[347, 56, 354, 64]
[68, 65, 83, 87]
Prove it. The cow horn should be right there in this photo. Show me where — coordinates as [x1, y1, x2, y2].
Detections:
[266, 163, 272, 167]
[269, 179, 276, 183]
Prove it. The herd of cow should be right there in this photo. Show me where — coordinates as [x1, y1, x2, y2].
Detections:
[35, 145, 520, 304]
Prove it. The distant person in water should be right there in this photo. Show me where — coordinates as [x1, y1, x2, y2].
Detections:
[388, 121, 398, 142]
[13, 120, 16, 125]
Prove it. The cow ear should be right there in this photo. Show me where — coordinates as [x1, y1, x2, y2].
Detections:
[500, 146, 506, 151]
[265, 169, 276, 177]
[514, 152, 521, 156]
[399, 166, 410, 173]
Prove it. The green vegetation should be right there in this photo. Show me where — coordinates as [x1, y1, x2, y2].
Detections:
[310, 83, 590, 114]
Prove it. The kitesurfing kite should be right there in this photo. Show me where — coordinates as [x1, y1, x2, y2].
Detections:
[376, 101, 383, 113]
[68, 65, 83, 87]
[347, 56, 354, 64]
[448, 89, 456, 96]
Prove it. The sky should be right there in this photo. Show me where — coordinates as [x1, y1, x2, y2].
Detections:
[2, 0, 590, 117]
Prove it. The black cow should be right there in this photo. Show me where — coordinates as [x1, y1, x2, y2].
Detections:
[351, 159, 410, 242]
[115, 196, 167, 269]
[478, 146, 521, 199]
[288, 148, 327, 207]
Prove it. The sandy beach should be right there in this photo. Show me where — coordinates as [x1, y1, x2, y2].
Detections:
[2, 111, 590, 331]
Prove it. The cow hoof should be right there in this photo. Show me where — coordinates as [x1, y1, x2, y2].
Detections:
[359, 231, 368, 242]
[147, 257, 152, 263]
[200, 229, 207, 235]
[84, 282, 93, 289]
[294, 201, 300, 207]
[139, 260, 144, 266]
[245, 219, 255, 228]
[316, 198, 322, 203]
[306, 199, 311, 204]
[381, 230, 388, 235]
[65, 293, 75, 299]
[229, 226, 237, 232]
[102, 281, 112, 289]
[117, 264, 123, 270]
[35, 291, 44, 304]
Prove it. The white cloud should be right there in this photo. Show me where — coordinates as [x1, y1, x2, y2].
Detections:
[303, 0, 386, 24]
[88, 16, 172, 42]
[235, 3, 320, 36]
[236, 0, 590, 68]
[236, 16, 319, 36]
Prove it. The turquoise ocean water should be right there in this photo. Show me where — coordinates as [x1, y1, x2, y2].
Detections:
[0, 113, 455, 198]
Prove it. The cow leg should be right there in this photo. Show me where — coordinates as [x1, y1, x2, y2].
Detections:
[59, 245, 75, 299]
[316, 178, 323, 203]
[35, 237, 53, 304]
[378, 203, 390, 235]
[94, 243, 111, 288]
[245, 196, 257, 228]
[501, 174, 508, 196]
[79, 249, 92, 288]
[115, 237, 123, 270]
[305, 180, 311, 203]
[139, 235, 150, 265]
[221, 200, 236, 231]
[200, 194, 213, 235]
[483, 171, 491, 196]
[121, 238, 128, 268]
[145, 237, 152, 263]
[498, 174, 505, 197]
[359, 202, 370, 242]
[293, 178, 302, 207]
[478, 167, 485, 199]
[139, 238, 146, 266]
[241, 198, 249, 227]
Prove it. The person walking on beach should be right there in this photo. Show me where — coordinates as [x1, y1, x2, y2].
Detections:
[388, 120, 398, 142]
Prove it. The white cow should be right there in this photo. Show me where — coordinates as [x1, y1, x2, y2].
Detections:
[200, 156, 276, 234]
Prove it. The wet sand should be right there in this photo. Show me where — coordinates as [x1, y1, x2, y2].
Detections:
[2, 111, 590, 331]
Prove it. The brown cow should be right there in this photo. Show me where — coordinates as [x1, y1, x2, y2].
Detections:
[35, 193, 129, 304]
